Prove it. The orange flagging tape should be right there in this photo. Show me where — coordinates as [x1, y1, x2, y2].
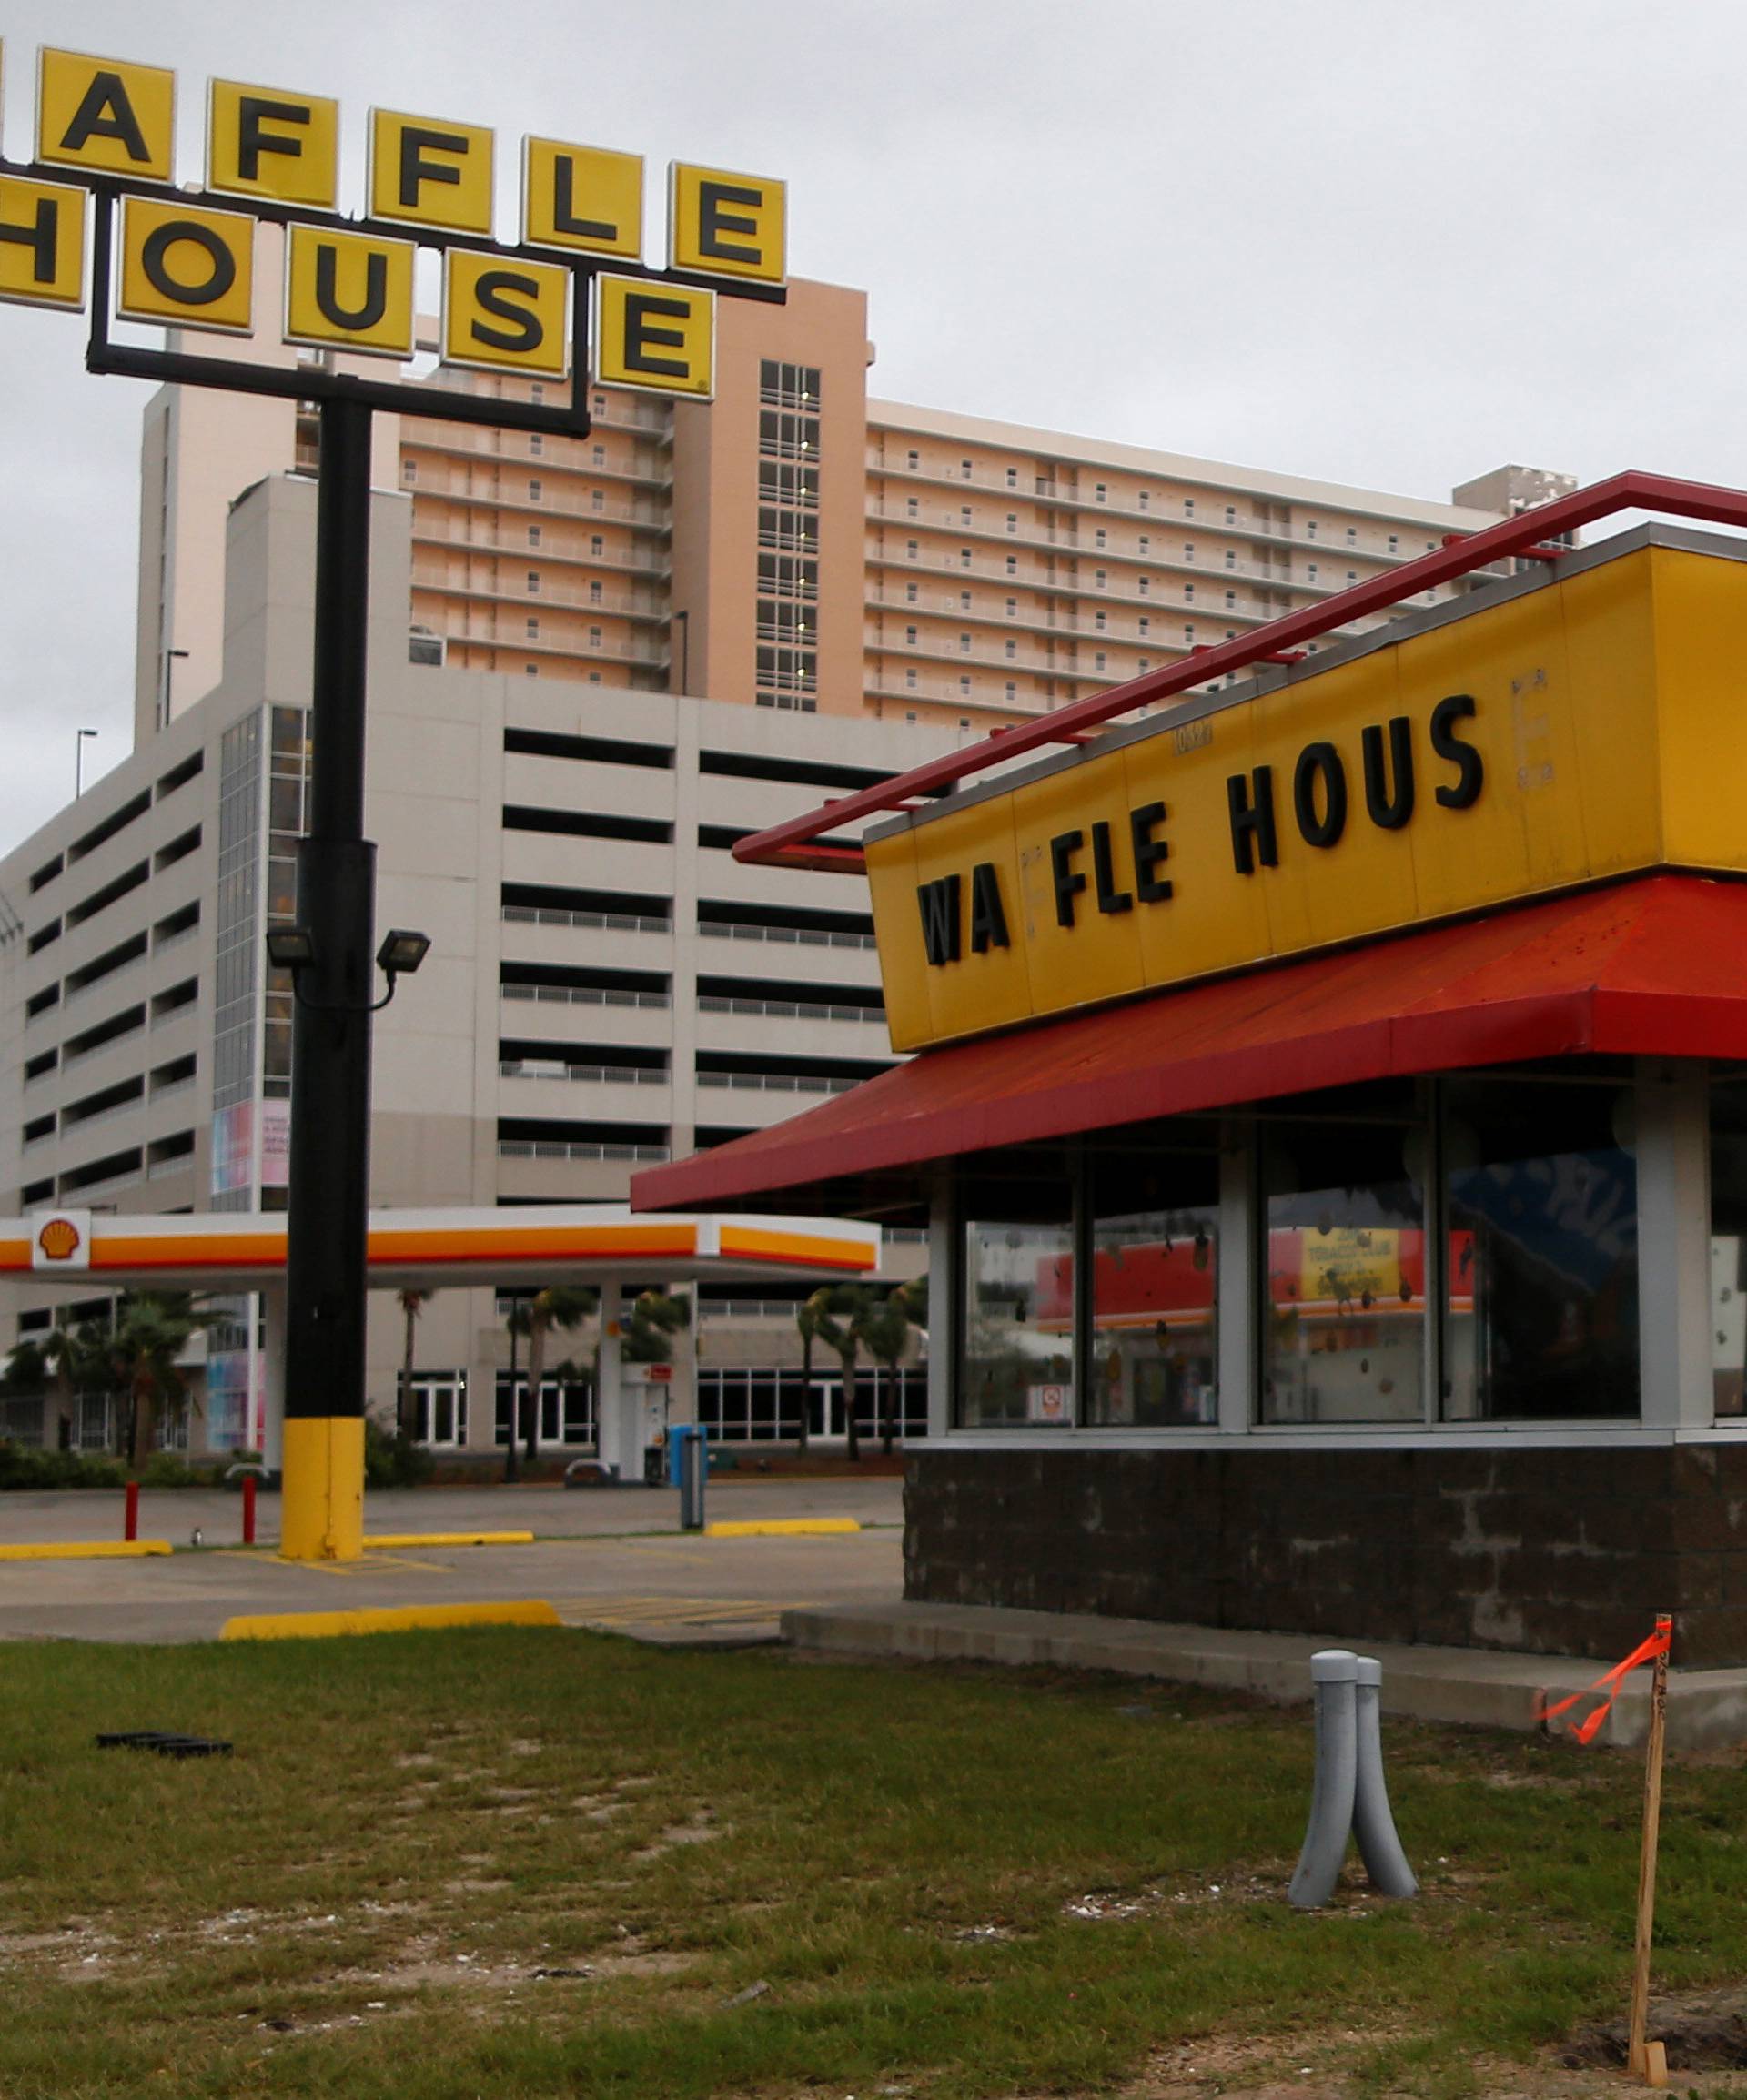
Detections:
[1537, 1618, 1672, 1745]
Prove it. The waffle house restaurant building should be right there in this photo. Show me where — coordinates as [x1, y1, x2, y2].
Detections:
[637, 489, 1747, 1670]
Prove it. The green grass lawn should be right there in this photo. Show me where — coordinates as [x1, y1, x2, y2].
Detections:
[0, 1631, 1742, 2099]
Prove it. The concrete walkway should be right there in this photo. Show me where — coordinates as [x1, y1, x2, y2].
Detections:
[783, 1600, 1747, 1752]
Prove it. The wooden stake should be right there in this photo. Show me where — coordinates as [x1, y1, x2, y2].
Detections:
[1626, 1613, 1672, 2081]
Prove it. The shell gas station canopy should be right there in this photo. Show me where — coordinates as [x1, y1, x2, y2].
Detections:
[9, 1206, 878, 1296]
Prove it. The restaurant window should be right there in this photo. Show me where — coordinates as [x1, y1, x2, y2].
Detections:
[1259, 1104, 1424, 1425]
[1443, 1075, 1638, 1420]
[959, 1187, 1075, 1427]
[1087, 1140, 1218, 1426]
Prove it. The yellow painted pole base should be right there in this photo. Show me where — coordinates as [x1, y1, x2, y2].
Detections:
[279, 1416, 365, 1562]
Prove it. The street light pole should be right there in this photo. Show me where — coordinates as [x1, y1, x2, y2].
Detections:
[74, 727, 96, 798]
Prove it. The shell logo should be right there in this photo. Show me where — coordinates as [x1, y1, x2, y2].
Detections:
[36, 1217, 81, 1263]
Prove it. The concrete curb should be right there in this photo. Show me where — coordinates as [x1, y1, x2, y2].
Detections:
[705, 1518, 861, 1537]
[0, 1540, 172, 1560]
[780, 1602, 1747, 1752]
[220, 1600, 562, 1641]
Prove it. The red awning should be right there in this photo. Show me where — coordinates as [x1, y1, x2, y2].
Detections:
[634, 874, 1747, 1212]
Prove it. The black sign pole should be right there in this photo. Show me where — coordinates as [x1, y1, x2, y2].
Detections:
[278, 396, 377, 1559]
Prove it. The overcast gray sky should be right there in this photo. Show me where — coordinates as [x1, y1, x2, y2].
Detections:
[2, 0, 1742, 850]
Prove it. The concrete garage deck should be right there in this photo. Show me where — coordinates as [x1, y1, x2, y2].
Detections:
[783, 1600, 1747, 1752]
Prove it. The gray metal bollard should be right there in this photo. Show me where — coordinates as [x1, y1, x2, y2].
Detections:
[678, 1430, 706, 1531]
[1288, 1650, 1358, 1909]
[1351, 1656, 1419, 1897]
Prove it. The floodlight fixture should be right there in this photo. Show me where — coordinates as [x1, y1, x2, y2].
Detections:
[266, 925, 317, 970]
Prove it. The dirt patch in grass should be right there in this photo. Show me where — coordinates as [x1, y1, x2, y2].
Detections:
[1561, 1986, 1747, 2072]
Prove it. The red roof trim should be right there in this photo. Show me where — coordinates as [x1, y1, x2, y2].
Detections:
[632, 876, 1747, 1210]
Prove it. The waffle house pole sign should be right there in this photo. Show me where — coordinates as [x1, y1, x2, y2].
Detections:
[0, 42, 790, 1562]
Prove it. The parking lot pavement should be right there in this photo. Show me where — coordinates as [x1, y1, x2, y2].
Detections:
[0, 1476, 906, 1646]
[0, 1472, 904, 1550]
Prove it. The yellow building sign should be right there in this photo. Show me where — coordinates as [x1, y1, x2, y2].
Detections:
[36, 47, 175, 181]
[866, 544, 1747, 1052]
[0, 175, 86, 308]
[522, 137, 643, 258]
[0, 45, 782, 401]
[443, 250, 570, 376]
[207, 79, 339, 208]
[667, 162, 785, 284]
[369, 107, 494, 236]
[116, 195, 254, 336]
[595, 274, 714, 398]
[284, 225, 415, 358]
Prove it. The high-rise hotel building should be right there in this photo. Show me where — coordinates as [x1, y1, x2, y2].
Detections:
[137, 266, 1570, 746]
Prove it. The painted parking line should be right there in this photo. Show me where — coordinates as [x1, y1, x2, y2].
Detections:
[363, 1531, 534, 1550]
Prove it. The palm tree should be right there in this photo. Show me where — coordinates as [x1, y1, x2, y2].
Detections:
[859, 1291, 913, 1457]
[793, 1296, 821, 1453]
[397, 1288, 432, 1444]
[806, 1282, 879, 1462]
[105, 1293, 218, 1466]
[519, 1284, 597, 1466]
[623, 1286, 690, 1363]
[3, 1318, 105, 1449]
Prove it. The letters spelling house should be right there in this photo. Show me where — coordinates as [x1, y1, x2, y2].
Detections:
[637, 518, 1747, 1671]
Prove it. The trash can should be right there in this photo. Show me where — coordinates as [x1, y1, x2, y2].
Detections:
[667, 1424, 707, 1530]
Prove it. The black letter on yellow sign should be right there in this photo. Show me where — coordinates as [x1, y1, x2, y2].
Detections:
[400, 127, 467, 207]
[551, 157, 616, 244]
[1293, 742, 1347, 850]
[969, 863, 1008, 954]
[316, 246, 387, 331]
[142, 222, 237, 308]
[1130, 801, 1172, 903]
[1430, 694, 1483, 809]
[622, 292, 690, 379]
[1092, 821, 1131, 915]
[1051, 830, 1086, 929]
[0, 197, 61, 285]
[698, 181, 763, 267]
[1227, 766, 1278, 875]
[59, 71, 150, 164]
[918, 874, 962, 965]
[238, 97, 310, 182]
[1362, 716, 1415, 830]
[469, 270, 544, 354]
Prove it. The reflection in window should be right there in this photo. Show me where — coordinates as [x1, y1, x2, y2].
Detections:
[1261, 1116, 1423, 1423]
[1089, 1200, 1217, 1426]
[960, 1219, 1074, 1427]
[1443, 1078, 1637, 1419]
[1713, 1079, 1747, 1416]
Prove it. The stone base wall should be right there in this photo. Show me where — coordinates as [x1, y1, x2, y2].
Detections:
[904, 1444, 1747, 1667]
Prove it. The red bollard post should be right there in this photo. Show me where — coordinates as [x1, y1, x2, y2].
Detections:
[124, 1479, 139, 1543]
[242, 1472, 257, 1547]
